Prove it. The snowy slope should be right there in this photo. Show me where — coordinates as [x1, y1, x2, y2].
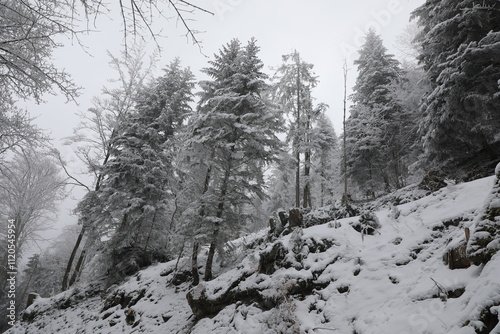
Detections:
[7, 176, 500, 334]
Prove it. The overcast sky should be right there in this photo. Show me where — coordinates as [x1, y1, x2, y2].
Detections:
[22, 0, 425, 241]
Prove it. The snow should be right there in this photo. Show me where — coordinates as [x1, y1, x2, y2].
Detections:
[7, 175, 500, 334]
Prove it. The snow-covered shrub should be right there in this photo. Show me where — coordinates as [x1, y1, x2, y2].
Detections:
[331, 200, 361, 219]
[289, 228, 304, 254]
[264, 279, 301, 334]
[108, 247, 170, 285]
[265, 300, 301, 334]
[418, 170, 447, 192]
[467, 163, 500, 265]
[350, 210, 381, 236]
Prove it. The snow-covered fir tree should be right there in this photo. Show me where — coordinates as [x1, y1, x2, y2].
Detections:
[186, 38, 283, 281]
[310, 113, 339, 207]
[81, 59, 195, 283]
[62, 45, 157, 291]
[273, 51, 326, 208]
[412, 0, 500, 177]
[345, 29, 402, 197]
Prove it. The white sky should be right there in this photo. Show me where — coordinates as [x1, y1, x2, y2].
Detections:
[22, 0, 424, 241]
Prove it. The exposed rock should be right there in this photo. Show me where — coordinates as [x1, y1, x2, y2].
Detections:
[124, 308, 135, 325]
[476, 302, 500, 334]
[186, 233, 340, 319]
[102, 288, 146, 312]
[278, 211, 288, 227]
[258, 242, 287, 275]
[109, 247, 171, 284]
[289, 208, 303, 228]
[170, 270, 192, 286]
[350, 211, 381, 236]
[26, 293, 40, 309]
[419, 170, 447, 192]
[186, 273, 258, 319]
[269, 218, 276, 235]
[443, 242, 471, 269]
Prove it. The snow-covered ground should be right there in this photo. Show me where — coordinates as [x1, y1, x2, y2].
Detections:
[7, 175, 500, 334]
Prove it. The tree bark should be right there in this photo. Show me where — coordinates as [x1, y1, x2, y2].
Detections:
[342, 61, 349, 207]
[295, 53, 302, 208]
[62, 225, 85, 291]
[303, 103, 311, 208]
[68, 250, 86, 287]
[192, 242, 200, 286]
[204, 155, 231, 282]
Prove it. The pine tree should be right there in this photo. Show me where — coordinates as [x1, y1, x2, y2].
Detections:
[412, 0, 500, 177]
[345, 29, 401, 196]
[188, 38, 283, 281]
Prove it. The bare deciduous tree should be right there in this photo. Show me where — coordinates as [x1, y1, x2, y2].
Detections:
[0, 103, 46, 157]
[0, 149, 66, 294]
[0, 0, 211, 104]
[0, 0, 81, 103]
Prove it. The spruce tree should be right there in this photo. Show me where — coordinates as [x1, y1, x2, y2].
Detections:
[345, 29, 401, 196]
[412, 0, 500, 177]
[84, 60, 194, 281]
[188, 38, 282, 281]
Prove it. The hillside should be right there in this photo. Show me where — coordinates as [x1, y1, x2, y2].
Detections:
[6, 171, 500, 334]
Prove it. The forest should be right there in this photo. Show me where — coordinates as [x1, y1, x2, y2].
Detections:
[1, 0, 499, 333]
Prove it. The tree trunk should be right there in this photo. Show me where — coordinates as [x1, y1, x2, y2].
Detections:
[342, 61, 349, 207]
[204, 238, 217, 282]
[62, 225, 86, 291]
[204, 157, 231, 282]
[192, 242, 200, 286]
[194, 159, 213, 283]
[295, 52, 301, 208]
[62, 141, 113, 291]
[68, 250, 86, 287]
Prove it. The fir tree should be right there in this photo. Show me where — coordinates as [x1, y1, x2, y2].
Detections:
[188, 38, 283, 281]
[311, 113, 339, 206]
[345, 29, 402, 196]
[412, 0, 500, 176]
[273, 51, 323, 207]
[85, 59, 195, 282]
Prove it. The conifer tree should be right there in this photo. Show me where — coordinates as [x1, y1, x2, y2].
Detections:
[345, 29, 401, 195]
[188, 38, 282, 281]
[412, 0, 500, 176]
[84, 60, 194, 281]
[311, 113, 339, 206]
[61, 45, 156, 291]
[273, 51, 322, 207]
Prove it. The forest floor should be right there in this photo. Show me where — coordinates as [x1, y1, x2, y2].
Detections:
[7, 175, 500, 334]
